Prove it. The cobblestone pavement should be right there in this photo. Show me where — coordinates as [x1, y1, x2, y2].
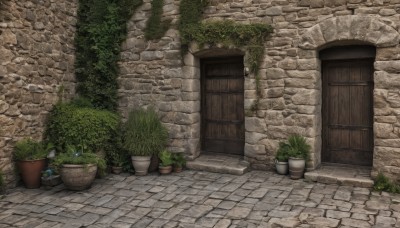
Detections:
[0, 170, 400, 228]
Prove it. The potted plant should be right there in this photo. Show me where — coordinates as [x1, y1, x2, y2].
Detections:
[173, 153, 186, 173]
[110, 151, 124, 174]
[52, 145, 106, 191]
[41, 168, 61, 188]
[286, 135, 311, 180]
[159, 150, 173, 174]
[275, 142, 289, 175]
[123, 108, 168, 176]
[14, 138, 52, 188]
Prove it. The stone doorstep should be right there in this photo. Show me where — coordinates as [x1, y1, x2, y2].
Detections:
[304, 165, 374, 188]
[186, 154, 250, 175]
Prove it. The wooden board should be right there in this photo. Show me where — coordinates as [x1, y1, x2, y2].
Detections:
[322, 59, 374, 166]
[201, 57, 244, 156]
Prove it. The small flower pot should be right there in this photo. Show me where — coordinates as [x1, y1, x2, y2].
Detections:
[173, 166, 183, 173]
[17, 158, 46, 189]
[131, 156, 151, 176]
[288, 157, 306, 180]
[111, 166, 123, 174]
[275, 160, 288, 175]
[159, 165, 172, 175]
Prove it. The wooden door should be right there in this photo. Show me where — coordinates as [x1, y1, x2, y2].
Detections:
[201, 57, 244, 156]
[322, 59, 374, 166]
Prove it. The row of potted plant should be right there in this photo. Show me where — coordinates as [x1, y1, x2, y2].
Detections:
[13, 99, 185, 190]
[275, 135, 311, 179]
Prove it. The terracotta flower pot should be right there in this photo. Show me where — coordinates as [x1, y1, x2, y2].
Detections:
[111, 166, 123, 174]
[60, 164, 97, 191]
[173, 166, 183, 173]
[17, 159, 46, 189]
[159, 165, 172, 175]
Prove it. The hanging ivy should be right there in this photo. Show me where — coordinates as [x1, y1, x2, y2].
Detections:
[75, 0, 143, 110]
[179, 0, 272, 113]
[145, 0, 171, 40]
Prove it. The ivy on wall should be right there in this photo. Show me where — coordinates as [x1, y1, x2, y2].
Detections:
[75, 0, 143, 110]
[145, 0, 171, 40]
[179, 0, 273, 113]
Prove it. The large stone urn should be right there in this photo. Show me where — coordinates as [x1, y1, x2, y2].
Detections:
[60, 164, 97, 190]
[131, 156, 151, 176]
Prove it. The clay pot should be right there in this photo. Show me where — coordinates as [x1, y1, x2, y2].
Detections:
[288, 157, 306, 180]
[17, 159, 46, 189]
[275, 160, 288, 175]
[60, 164, 97, 191]
[111, 166, 123, 174]
[159, 165, 172, 175]
[131, 156, 151, 176]
[173, 166, 183, 173]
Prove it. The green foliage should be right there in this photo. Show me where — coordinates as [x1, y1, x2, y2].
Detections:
[14, 139, 52, 161]
[145, 0, 171, 40]
[281, 135, 311, 160]
[276, 142, 290, 162]
[181, 21, 272, 50]
[75, 0, 143, 110]
[105, 124, 127, 166]
[0, 170, 4, 189]
[179, 0, 207, 28]
[374, 173, 400, 193]
[46, 101, 119, 152]
[159, 150, 173, 167]
[52, 145, 107, 176]
[173, 153, 186, 168]
[123, 108, 168, 156]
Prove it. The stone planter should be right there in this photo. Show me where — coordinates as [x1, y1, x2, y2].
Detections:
[159, 165, 172, 175]
[275, 160, 288, 175]
[131, 156, 151, 176]
[288, 157, 306, 180]
[111, 166, 123, 174]
[17, 158, 46, 189]
[60, 164, 97, 191]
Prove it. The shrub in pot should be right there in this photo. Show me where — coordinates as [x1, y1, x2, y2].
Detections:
[286, 135, 311, 180]
[14, 139, 52, 188]
[123, 108, 168, 176]
[53, 145, 106, 191]
[46, 98, 119, 153]
[275, 142, 289, 175]
[159, 150, 173, 174]
[173, 153, 186, 173]
[105, 126, 126, 175]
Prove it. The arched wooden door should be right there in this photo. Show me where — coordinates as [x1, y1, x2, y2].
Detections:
[201, 57, 245, 156]
[321, 46, 375, 166]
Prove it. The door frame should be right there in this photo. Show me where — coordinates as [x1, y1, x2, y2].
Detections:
[200, 56, 245, 156]
[320, 46, 376, 167]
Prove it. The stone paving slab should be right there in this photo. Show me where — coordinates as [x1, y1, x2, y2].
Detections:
[0, 170, 399, 227]
[186, 154, 250, 175]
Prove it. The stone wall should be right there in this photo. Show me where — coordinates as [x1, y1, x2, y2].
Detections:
[0, 0, 77, 187]
[119, 0, 400, 181]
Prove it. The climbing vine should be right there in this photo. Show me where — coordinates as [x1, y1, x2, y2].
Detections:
[179, 0, 273, 113]
[75, 0, 143, 110]
[145, 0, 171, 40]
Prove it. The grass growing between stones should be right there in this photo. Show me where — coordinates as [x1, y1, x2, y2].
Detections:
[373, 173, 400, 194]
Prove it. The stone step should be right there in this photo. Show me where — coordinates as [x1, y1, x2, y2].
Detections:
[304, 164, 374, 188]
[186, 154, 250, 175]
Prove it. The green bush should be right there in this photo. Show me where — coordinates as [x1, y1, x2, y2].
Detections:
[46, 101, 119, 152]
[173, 153, 186, 168]
[374, 173, 400, 193]
[105, 124, 127, 167]
[123, 108, 168, 156]
[276, 142, 290, 162]
[281, 135, 311, 160]
[14, 138, 52, 161]
[159, 150, 173, 167]
[52, 145, 107, 176]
